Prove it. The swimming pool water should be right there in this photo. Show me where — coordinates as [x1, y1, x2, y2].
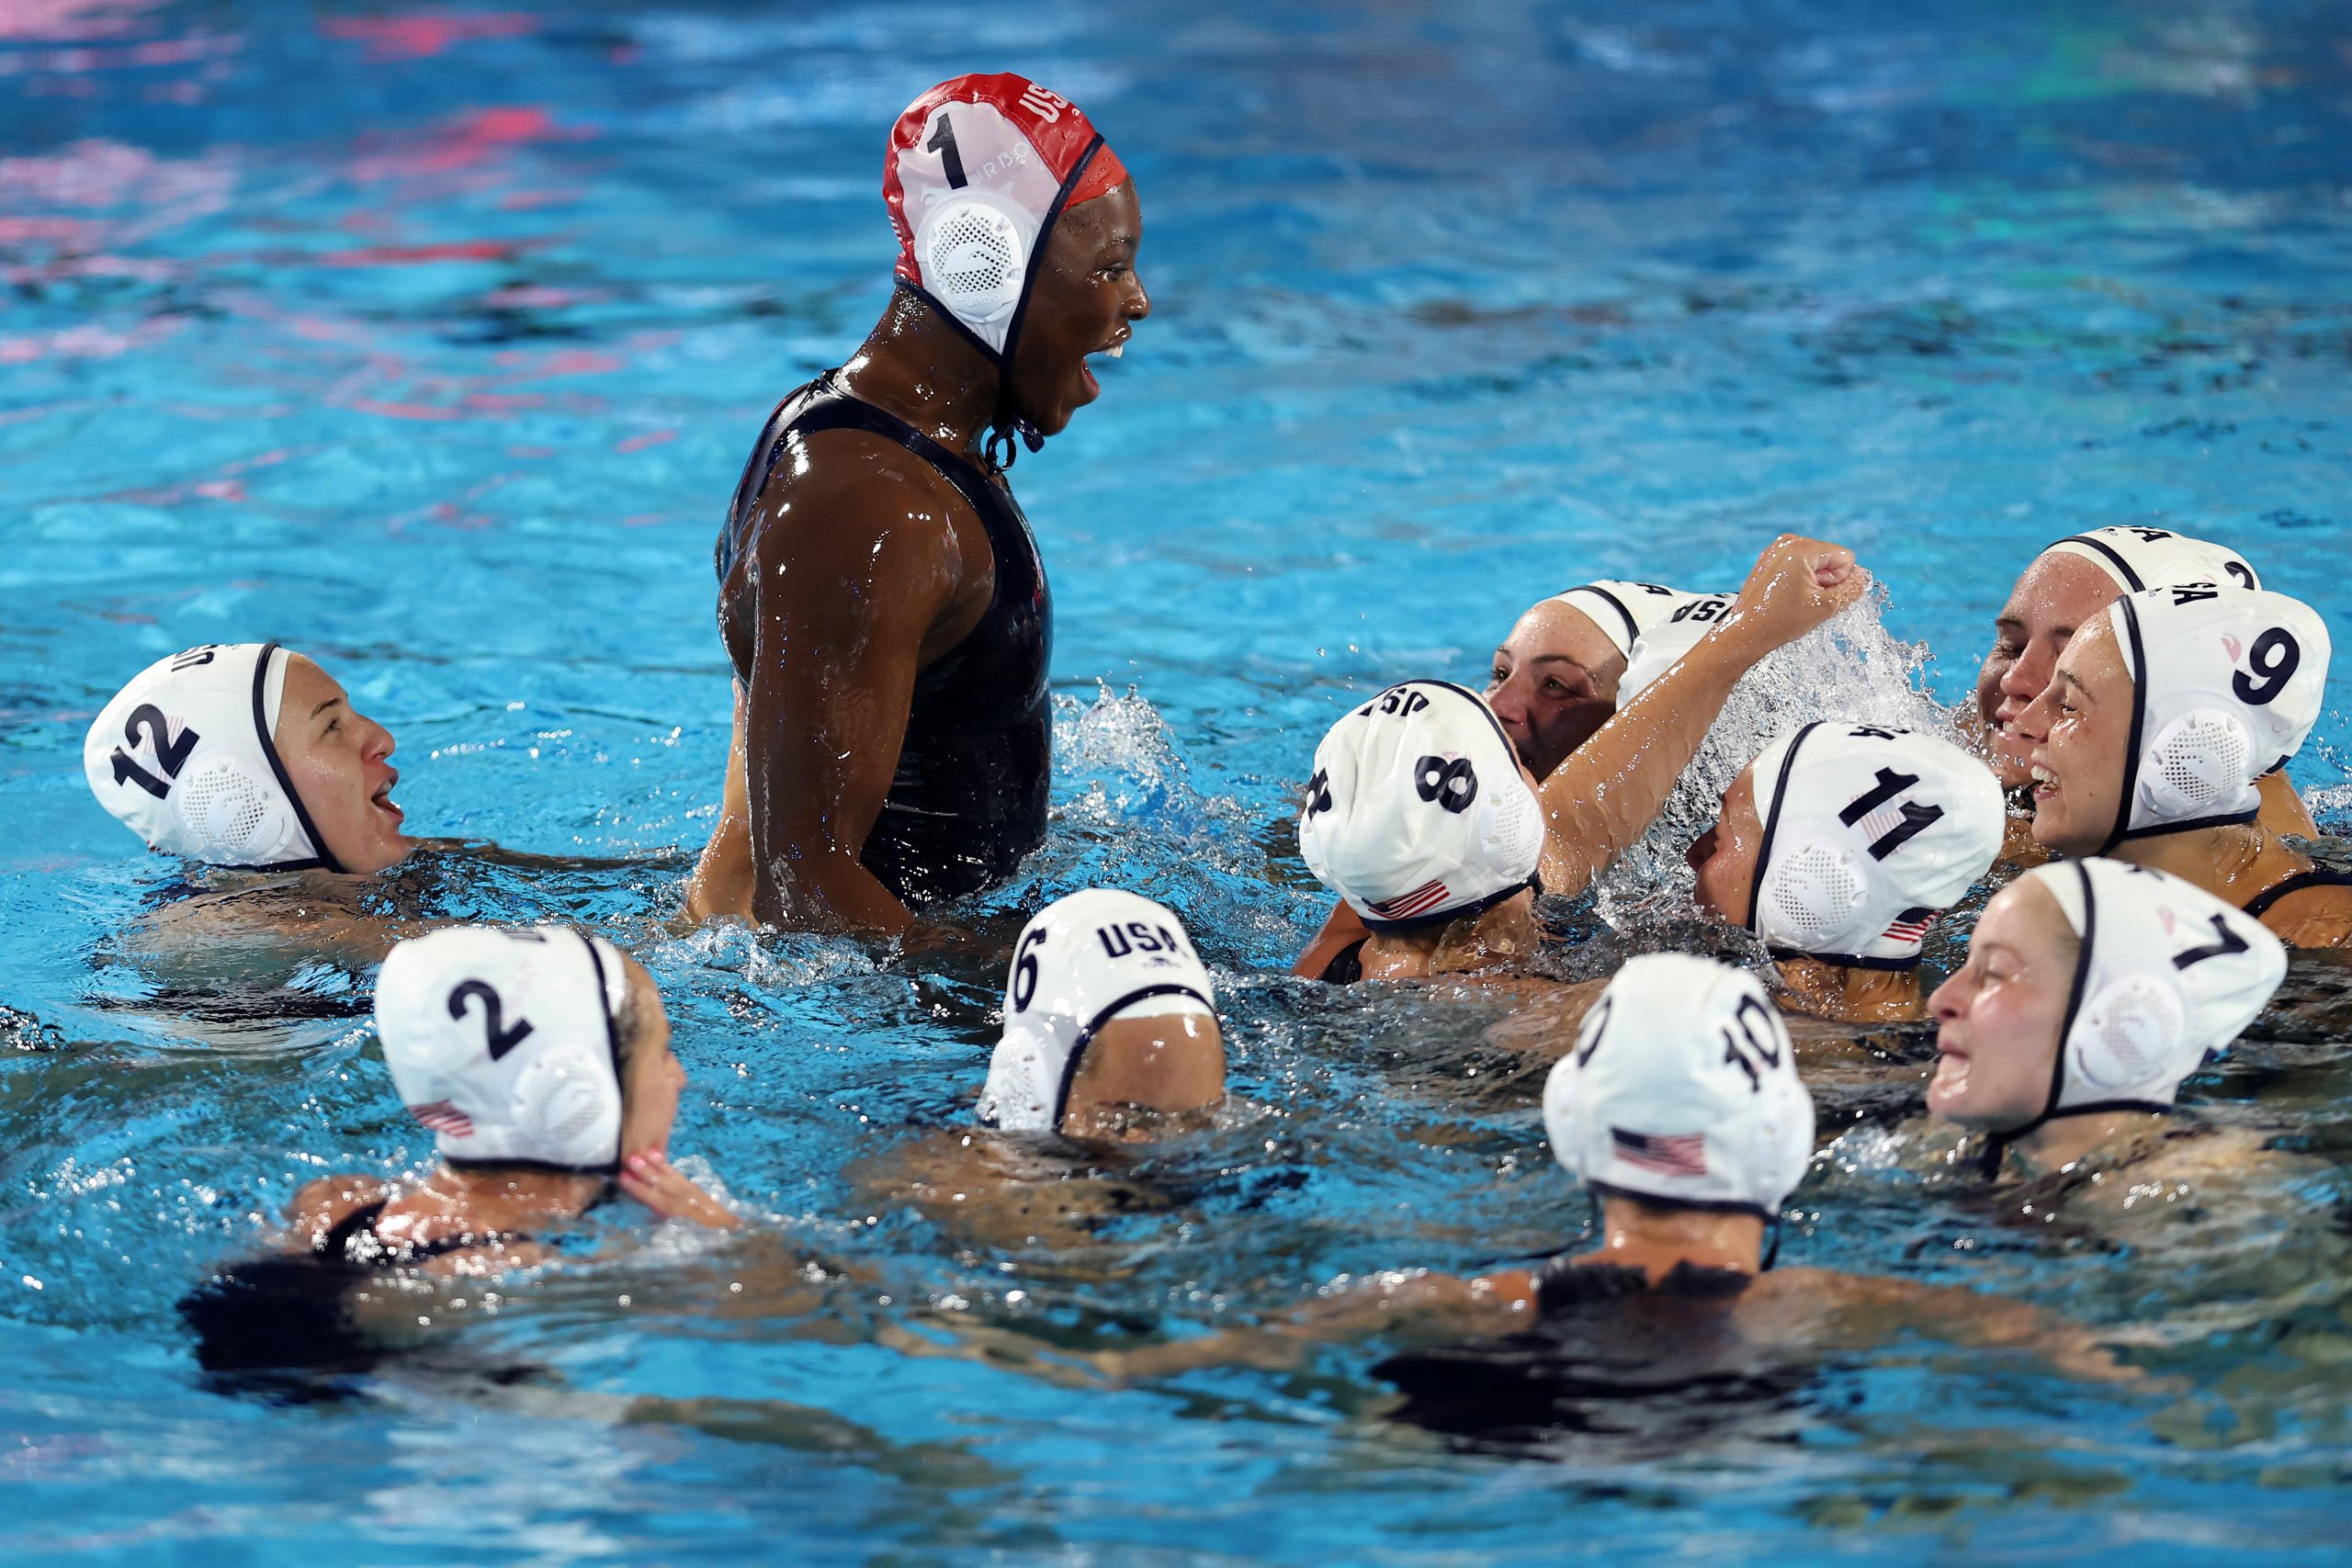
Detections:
[3, 0, 2351, 1562]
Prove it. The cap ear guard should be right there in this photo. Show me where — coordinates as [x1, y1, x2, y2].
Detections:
[912, 187, 1037, 354]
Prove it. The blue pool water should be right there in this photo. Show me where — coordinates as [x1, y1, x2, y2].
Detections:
[4, 0, 2352, 1561]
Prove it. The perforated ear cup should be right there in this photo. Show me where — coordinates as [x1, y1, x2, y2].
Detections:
[511, 1052, 621, 1163]
[915, 197, 1030, 345]
[2142, 709, 2252, 818]
[1480, 773, 1544, 878]
[2067, 975, 2188, 1095]
[1540, 1035, 1594, 1180]
[1757, 833, 1871, 951]
[174, 756, 296, 863]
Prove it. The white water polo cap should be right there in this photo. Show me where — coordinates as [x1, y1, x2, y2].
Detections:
[377, 926, 633, 1172]
[884, 74, 1128, 362]
[2017, 859, 2283, 1127]
[978, 889, 1216, 1134]
[1619, 591, 1740, 699]
[1744, 723, 2005, 967]
[1298, 681, 1544, 930]
[2103, 584, 2331, 849]
[1549, 581, 1725, 661]
[83, 642, 334, 871]
[2041, 525, 2259, 595]
[1543, 954, 1814, 1219]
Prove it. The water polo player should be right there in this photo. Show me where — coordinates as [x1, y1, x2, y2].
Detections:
[2014, 583, 2352, 945]
[1078, 956, 2124, 1393]
[86, 641, 415, 876]
[1928, 860, 2284, 1181]
[183, 924, 735, 1382]
[1689, 724, 2004, 1022]
[1296, 680, 1547, 983]
[1973, 525, 2314, 837]
[851, 889, 1221, 1255]
[1296, 578, 1731, 979]
[1488, 581, 1735, 780]
[978, 888, 1224, 1139]
[689, 73, 1149, 934]
[1296, 534, 1869, 979]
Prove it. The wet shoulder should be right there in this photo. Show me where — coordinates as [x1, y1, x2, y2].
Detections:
[2257, 878, 2352, 949]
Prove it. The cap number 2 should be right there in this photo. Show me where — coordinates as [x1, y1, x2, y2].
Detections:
[448, 980, 535, 1061]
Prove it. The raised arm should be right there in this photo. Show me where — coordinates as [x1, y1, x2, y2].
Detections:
[1535, 535, 1866, 899]
[741, 461, 975, 935]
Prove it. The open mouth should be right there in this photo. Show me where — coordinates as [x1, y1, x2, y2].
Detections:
[371, 769, 404, 825]
[1080, 331, 1129, 400]
[2029, 758, 2060, 804]
[1928, 1045, 1970, 1100]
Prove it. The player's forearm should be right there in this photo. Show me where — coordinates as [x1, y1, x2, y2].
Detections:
[1536, 614, 1773, 896]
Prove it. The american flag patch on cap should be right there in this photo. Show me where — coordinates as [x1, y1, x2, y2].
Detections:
[408, 1100, 475, 1137]
[1881, 906, 1939, 944]
[1369, 878, 1450, 920]
[1611, 1127, 1707, 1178]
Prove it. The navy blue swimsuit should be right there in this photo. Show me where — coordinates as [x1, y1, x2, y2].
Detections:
[716, 374, 1053, 907]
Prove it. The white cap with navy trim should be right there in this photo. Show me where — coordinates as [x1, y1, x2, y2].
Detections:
[1549, 581, 1726, 661]
[83, 642, 334, 871]
[978, 889, 1216, 1134]
[1744, 723, 2006, 967]
[377, 925, 632, 1172]
[2013, 859, 2283, 1128]
[2103, 584, 2330, 849]
[2041, 525, 2258, 595]
[1543, 954, 1815, 1219]
[1297, 681, 1544, 931]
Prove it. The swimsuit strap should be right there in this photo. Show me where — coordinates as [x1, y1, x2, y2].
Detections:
[2242, 864, 2352, 920]
[315, 1196, 533, 1265]
[1318, 939, 1368, 986]
[315, 1199, 389, 1260]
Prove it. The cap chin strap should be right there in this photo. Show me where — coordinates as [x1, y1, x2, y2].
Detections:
[1979, 861, 2176, 1176]
[907, 132, 1108, 476]
[249, 640, 342, 874]
[2099, 597, 2152, 855]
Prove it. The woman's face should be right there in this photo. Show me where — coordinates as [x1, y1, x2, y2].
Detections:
[274, 655, 414, 874]
[1689, 764, 1764, 924]
[1004, 178, 1149, 437]
[1974, 554, 2120, 790]
[617, 958, 684, 1156]
[1925, 878, 2077, 1131]
[1485, 601, 1625, 780]
[2011, 615, 2133, 857]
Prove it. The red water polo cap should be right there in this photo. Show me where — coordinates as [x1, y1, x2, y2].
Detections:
[883, 73, 1128, 367]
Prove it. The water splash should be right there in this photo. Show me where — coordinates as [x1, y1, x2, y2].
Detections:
[1595, 582, 1956, 931]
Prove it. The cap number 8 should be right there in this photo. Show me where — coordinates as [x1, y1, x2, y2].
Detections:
[1415, 755, 1478, 814]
